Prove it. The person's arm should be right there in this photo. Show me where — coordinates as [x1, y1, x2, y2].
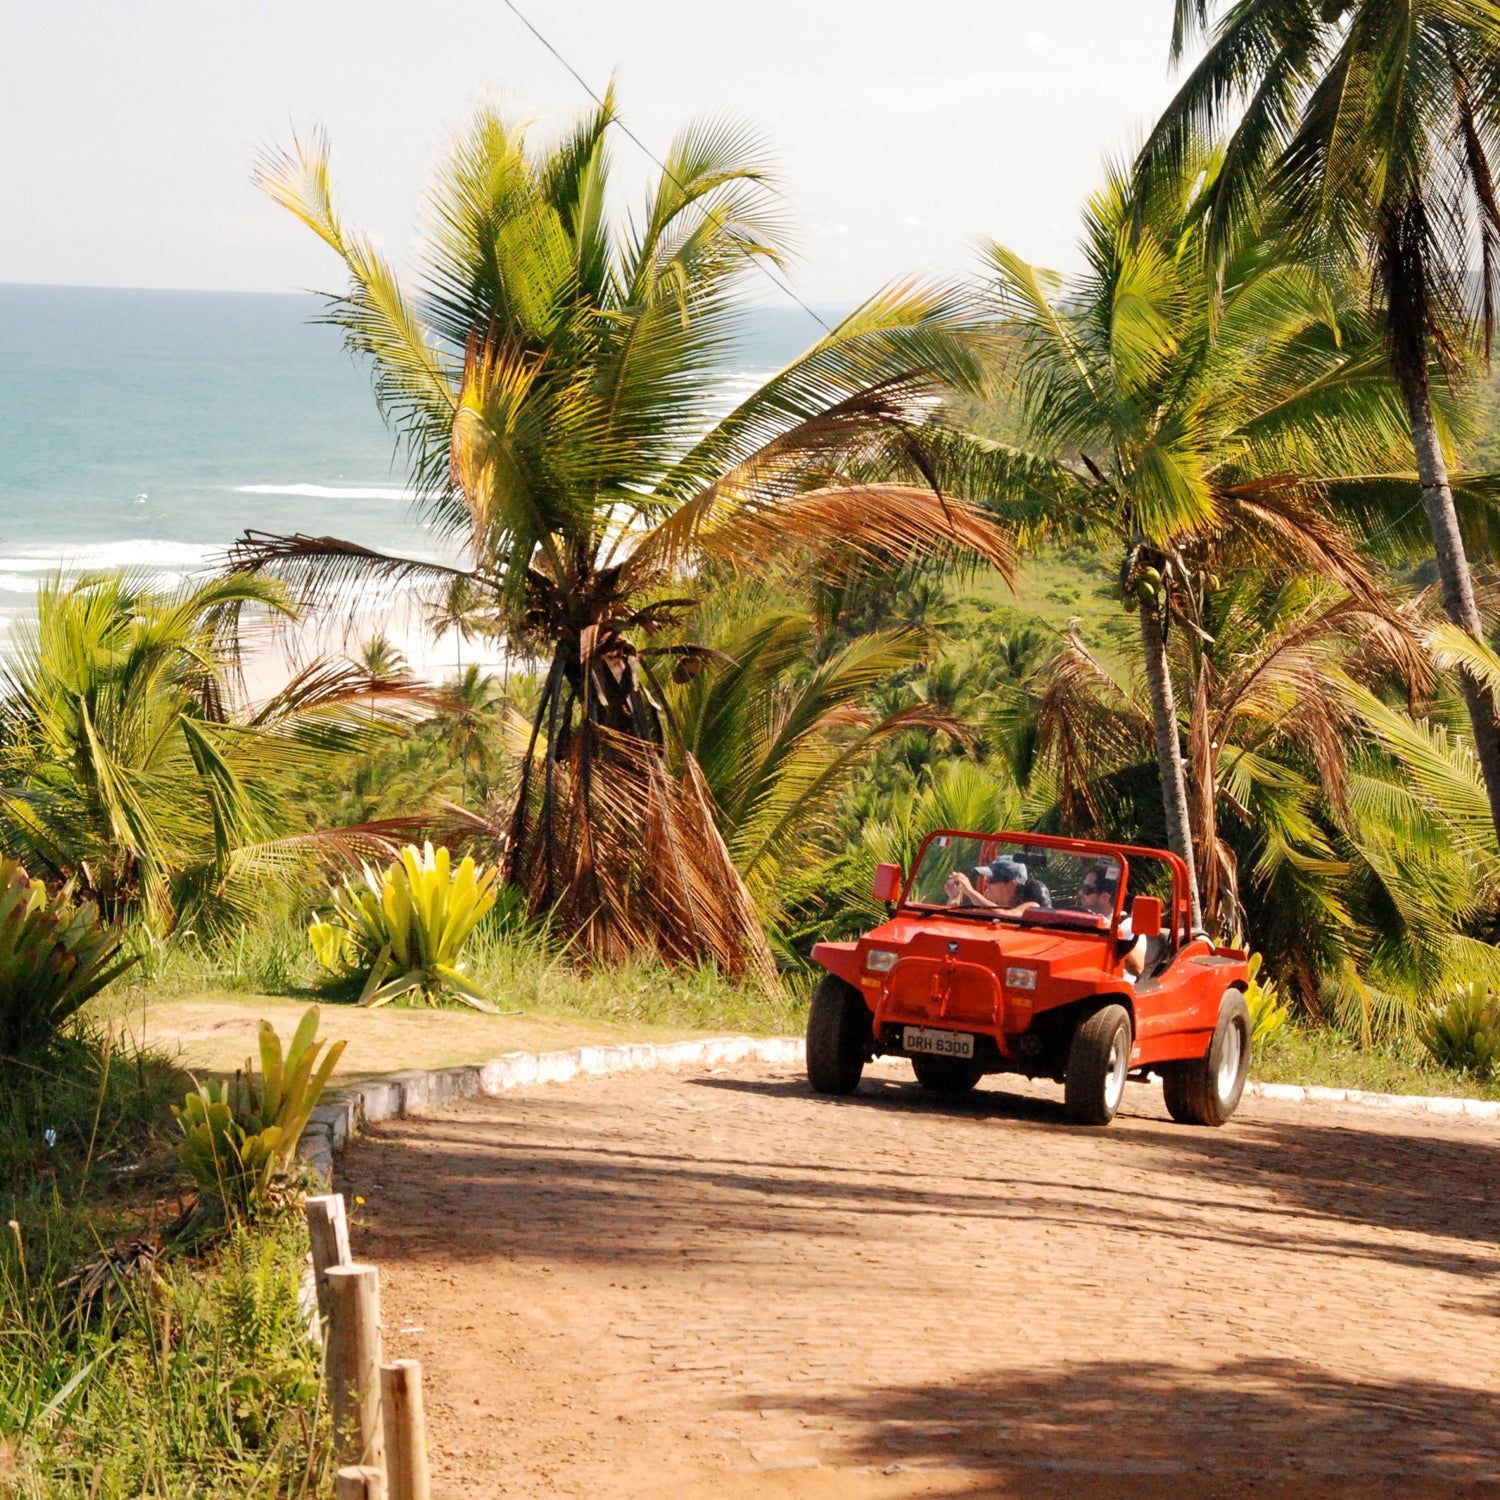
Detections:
[1123, 937, 1147, 977]
[945, 872, 998, 908]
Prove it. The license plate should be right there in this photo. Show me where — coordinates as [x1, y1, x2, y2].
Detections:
[904, 1026, 975, 1059]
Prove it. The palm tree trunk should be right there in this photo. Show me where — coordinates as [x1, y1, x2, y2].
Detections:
[1138, 599, 1204, 933]
[1400, 363, 1500, 840]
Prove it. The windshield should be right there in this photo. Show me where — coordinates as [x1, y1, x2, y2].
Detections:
[903, 835, 1125, 929]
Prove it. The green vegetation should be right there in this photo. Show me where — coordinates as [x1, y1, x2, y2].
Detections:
[0, 859, 134, 1055]
[1420, 982, 1500, 1081]
[0, 1030, 330, 1497]
[16, 25, 1500, 1488]
[173, 1007, 345, 1219]
[309, 843, 504, 1009]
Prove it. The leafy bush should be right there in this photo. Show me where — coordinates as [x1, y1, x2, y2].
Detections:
[173, 1005, 345, 1219]
[1, 1217, 331, 1498]
[309, 842, 500, 1010]
[0, 859, 136, 1057]
[1421, 982, 1500, 1079]
[1244, 953, 1289, 1048]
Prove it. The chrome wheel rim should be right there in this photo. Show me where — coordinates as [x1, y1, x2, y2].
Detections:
[1217, 1019, 1243, 1099]
[1104, 1028, 1129, 1111]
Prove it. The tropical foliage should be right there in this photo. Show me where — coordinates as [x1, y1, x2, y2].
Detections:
[0, 572, 426, 931]
[173, 1006, 346, 1218]
[0, 858, 134, 1056]
[242, 90, 1013, 976]
[1141, 0, 1500, 843]
[1421, 981, 1500, 1079]
[309, 842, 502, 1009]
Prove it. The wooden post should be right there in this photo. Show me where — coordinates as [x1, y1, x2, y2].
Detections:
[306, 1194, 352, 1331]
[334, 1467, 385, 1500]
[325, 1263, 384, 1470]
[381, 1359, 431, 1500]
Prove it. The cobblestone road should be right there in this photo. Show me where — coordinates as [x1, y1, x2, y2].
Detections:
[341, 1059, 1500, 1498]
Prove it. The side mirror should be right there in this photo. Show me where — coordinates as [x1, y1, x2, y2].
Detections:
[872, 863, 903, 904]
[1130, 894, 1163, 939]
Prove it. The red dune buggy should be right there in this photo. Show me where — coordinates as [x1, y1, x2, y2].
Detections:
[807, 830, 1252, 1126]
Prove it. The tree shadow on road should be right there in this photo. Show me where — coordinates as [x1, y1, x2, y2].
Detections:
[772, 1355, 1500, 1498]
[689, 1072, 1500, 1273]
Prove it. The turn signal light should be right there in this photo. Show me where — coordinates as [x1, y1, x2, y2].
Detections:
[866, 948, 899, 972]
[1004, 965, 1038, 990]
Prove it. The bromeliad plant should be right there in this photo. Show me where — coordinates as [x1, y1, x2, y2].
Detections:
[1422, 982, 1500, 1081]
[0, 857, 135, 1057]
[309, 842, 500, 1010]
[174, 1005, 346, 1220]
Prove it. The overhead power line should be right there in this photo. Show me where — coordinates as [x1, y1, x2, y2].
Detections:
[498, 0, 836, 337]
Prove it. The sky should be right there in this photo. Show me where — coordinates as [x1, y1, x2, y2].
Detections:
[1, 0, 1188, 305]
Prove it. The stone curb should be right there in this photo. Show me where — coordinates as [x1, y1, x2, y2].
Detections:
[296, 1036, 1499, 1186]
[1242, 1078, 1500, 1119]
[297, 1034, 807, 1185]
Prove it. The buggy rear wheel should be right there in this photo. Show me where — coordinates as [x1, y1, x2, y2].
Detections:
[1063, 1003, 1132, 1125]
[1163, 989, 1251, 1127]
[911, 1054, 984, 1095]
[806, 974, 870, 1095]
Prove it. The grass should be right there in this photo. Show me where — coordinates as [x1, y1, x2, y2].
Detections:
[96, 921, 808, 1084]
[0, 1031, 331, 1498]
[1252, 1021, 1500, 1102]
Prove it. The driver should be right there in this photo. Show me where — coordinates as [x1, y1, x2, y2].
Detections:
[1079, 866, 1146, 979]
[944, 855, 1038, 915]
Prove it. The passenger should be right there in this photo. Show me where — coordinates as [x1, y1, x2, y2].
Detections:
[1079, 866, 1146, 979]
[944, 855, 1038, 915]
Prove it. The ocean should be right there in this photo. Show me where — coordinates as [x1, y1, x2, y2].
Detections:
[0, 283, 830, 644]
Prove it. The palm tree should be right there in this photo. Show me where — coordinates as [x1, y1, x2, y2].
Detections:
[241, 92, 1013, 975]
[1017, 571, 1492, 1028]
[668, 610, 963, 912]
[962, 145, 1415, 928]
[0, 572, 422, 928]
[1140, 0, 1500, 841]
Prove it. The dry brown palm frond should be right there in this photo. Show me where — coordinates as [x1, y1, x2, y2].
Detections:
[1033, 631, 1153, 831]
[1215, 480, 1380, 602]
[59, 1234, 164, 1310]
[225, 532, 482, 621]
[693, 484, 1016, 587]
[502, 723, 777, 986]
[245, 656, 455, 727]
[1211, 590, 1429, 812]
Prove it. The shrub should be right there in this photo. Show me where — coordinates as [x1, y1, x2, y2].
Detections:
[1421, 982, 1500, 1079]
[173, 1005, 345, 1220]
[309, 842, 500, 1010]
[0, 859, 135, 1057]
[1244, 953, 1289, 1048]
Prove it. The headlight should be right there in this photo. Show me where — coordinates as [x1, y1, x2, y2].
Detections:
[1004, 965, 1037, 991]
[866, 948, 899, 972]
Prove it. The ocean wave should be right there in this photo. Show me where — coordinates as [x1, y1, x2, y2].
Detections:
[232, 483, 415, 501]
[0, 541, 221, 572]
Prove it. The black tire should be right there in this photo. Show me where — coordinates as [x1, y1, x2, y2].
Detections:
[911, 1054, 984, 1095]
[1063, 1003, 1133, 1126]
[806, 975, 870, 1095]
[1162, 989, 1251, 1127]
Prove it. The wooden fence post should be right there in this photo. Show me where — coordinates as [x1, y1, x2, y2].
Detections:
[305, 1193, 352, 1332]
[334, 1466, 385, 1500]
[381, 1359, 431, 1500]
[325, 1263, 384, 1470]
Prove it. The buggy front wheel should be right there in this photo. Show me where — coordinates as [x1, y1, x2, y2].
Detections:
[1063, 1003, 1132, 1125]
[806, 975, 870, 1095]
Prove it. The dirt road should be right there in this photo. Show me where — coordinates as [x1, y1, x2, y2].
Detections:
[341, 1058, 1500, 1498]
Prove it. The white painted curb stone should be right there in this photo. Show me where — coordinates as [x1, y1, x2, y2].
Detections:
[297, 1033, 1498, 1186]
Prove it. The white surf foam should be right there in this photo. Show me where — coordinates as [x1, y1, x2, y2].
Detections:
[0, 540, 221, 572]
[232, 483, 415, 501]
